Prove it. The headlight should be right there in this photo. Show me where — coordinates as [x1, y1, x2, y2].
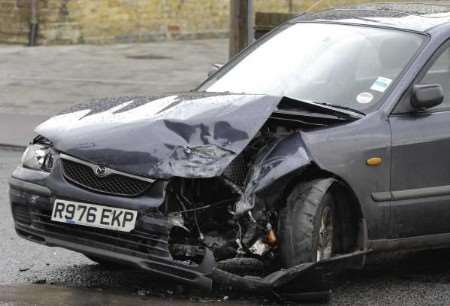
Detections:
[21, 144, 54, 172]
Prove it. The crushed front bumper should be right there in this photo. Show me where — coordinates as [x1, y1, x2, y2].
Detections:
[9, 174, 215, 289]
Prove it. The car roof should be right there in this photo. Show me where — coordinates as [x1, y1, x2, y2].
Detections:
[291, 2, 450, 33]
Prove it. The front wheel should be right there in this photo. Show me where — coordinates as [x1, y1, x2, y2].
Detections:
[278, 179, 338, 267]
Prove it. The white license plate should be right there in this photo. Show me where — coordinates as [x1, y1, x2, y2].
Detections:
[51, 199, 137, 232]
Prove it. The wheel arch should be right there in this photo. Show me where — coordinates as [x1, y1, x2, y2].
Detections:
[279, 165, 365, 254]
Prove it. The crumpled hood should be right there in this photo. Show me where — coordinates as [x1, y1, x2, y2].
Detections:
[36, 93, 282, 179]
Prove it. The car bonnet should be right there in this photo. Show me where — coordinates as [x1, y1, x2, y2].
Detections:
[35, 93, 281, 179]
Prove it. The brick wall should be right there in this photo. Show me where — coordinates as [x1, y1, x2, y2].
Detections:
[0, 0, 371, 45]
[0, 0, 31, 44]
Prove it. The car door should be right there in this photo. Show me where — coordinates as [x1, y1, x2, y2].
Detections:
[389, 41, 450, 238]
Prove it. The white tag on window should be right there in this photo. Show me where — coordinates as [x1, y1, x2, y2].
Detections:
[356, 92, 374, 104]
[371, 77, 392, 93]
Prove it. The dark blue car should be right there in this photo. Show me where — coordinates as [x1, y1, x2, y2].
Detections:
[10, 3, 450, 299]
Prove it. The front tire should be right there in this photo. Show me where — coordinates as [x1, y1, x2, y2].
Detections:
[278, 179, 338, 267]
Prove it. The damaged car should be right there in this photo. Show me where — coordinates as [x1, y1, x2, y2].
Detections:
[10, 6, 450, 300]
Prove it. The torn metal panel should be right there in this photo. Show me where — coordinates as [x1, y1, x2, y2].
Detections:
[211, 250, 371, 302]
[230, 133, 314, 217]
[246, 132, 313, 194]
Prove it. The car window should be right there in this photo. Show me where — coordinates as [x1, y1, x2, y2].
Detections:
[420, 47, 450, 110]
[355, 44, 382, 80]
[199, 23, 424, 114]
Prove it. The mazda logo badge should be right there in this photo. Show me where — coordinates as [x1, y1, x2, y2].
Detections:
[94, 166, 108, 178]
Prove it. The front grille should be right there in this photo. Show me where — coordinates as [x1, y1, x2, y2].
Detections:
[62, 158, 151, 197]
[223, 154, 248, 186]
[29, 207, 171, 259]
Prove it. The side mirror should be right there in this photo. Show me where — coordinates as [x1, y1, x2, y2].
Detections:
[208, 64, 223, 77]
[411, 84, 444, 110]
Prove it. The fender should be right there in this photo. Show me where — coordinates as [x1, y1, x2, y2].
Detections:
[233, 132, 315, 215]
[246, 132, 313, 195]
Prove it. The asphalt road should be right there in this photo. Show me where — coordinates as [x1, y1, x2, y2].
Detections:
[3, 148, 450, 305]
[0, 39, 228, 116]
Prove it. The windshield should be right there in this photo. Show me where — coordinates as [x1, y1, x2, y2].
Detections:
[199, 23, 424, 113]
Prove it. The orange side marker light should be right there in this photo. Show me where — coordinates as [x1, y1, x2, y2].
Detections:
[367, 157, 383, 167]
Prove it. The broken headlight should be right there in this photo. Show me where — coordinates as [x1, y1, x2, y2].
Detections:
[21, 144, 54, 172]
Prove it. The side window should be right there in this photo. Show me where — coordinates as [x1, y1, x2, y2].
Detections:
[419, 47, 450, 109]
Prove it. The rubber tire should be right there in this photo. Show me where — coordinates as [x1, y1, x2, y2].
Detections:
[278, 179, 337, 267]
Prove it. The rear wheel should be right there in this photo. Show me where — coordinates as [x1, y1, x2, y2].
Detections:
[278, 179, 338, 267]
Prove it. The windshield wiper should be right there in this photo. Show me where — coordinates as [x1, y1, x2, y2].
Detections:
[314, 102, 366, 117]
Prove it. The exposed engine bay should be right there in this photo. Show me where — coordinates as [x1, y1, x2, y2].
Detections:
[161, 108, 349, 276]
[165, 136, 276, 274]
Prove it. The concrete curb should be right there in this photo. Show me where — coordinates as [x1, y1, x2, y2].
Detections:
[0, 143, 26, 151]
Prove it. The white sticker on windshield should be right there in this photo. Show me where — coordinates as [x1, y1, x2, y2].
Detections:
[356, 92, 374, 104]
[371, 77, 392, 93]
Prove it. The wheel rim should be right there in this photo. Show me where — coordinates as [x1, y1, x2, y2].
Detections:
[316, 206, 334, 262]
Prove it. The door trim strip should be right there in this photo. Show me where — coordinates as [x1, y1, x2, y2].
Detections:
[372, 185, 450, 202]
